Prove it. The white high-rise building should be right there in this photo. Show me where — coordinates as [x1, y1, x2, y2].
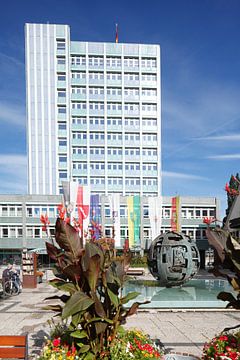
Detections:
[25, 23, 161, 196]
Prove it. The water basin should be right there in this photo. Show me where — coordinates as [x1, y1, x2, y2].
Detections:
[123, 278, 235, 309]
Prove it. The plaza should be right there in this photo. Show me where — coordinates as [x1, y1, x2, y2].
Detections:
[0, 270, 239, 358]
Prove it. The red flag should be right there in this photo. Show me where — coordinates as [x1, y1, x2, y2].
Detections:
[115, 23, 118, 43]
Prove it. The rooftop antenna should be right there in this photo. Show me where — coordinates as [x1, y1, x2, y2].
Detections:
[115, 23, 118, 43]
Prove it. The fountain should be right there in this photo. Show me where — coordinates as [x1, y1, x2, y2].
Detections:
[147, 231, 200, 287]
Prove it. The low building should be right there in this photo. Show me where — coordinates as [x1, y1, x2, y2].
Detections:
[0, 194, 219, 268]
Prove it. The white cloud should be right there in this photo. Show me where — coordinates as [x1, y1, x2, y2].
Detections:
[207, 154, 240, 160]
[198, 134, 240, 141]
[162, 171, 209, 181]
[0, 154, 27, 194]
[0, 51, 24, 68]
[0, 101, 25, 127]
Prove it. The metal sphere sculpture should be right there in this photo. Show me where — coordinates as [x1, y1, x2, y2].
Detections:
[147, 231, 200, 287]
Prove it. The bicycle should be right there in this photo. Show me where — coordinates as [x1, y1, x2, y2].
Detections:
[3, 272, 21, 296]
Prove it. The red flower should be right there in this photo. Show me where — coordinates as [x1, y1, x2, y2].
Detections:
[203, 217, 215, 225]
[40, 214, 50, 225]
[40, 214, 50, 232]
[52, 338, 60, 347]
[225, 183, 230, 193]
[57, 204, 66, 220]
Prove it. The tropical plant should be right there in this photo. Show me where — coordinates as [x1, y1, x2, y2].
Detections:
[41, 205, 147, 359]
[202, 331, 240, 360]
[204, 180, 240, 334]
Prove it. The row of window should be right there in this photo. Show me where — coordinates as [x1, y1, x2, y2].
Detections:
[69, 72, 157, 82]
[60, 103, 157, 112]
[70, 117, 157, 127]
[72, 132, 157, 142]
[71, 162, 158, 171]
[69, 56, 157, 68]
[59, 104, 158, 114]
[69, 87, 157, 97]
[0, 205, 59, 218]
[70, 146, 158, 157]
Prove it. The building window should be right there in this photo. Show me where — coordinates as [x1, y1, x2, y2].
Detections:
[58, 106, 66, 114]
[2, 228, 8, 237]
[57, 57, 65, 65]
[57, 73, 66, 81]
[26, 207, 33, 217]
[2, 207, 8, 216]
[57, 40, 66, 50]
[58, 90, 66, 97]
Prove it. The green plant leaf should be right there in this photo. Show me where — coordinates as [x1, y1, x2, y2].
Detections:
[71, 330, 88, 339]
[79, 345, 90, 353]
[55, 218, 83, 262]
[49, 279, 77, 294]
[44, 294, 70, 303]
[121, 291, 140, 304]
[95, 322, 108, 335]
[91, 292, 106, 318]
[42, 304, 62, 312]
[45, 242, 64, 261]
[107, 288, 119, 308]
[83, 254, 101, 291]
[62, 291, 94, 319]
[72, 311, 84, 327]
[83, 351, 95, 360]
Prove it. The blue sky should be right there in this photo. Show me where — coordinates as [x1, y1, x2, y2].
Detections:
[0, 0, 240, 213]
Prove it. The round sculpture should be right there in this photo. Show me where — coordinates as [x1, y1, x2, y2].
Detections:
[147, 231, 200, 287]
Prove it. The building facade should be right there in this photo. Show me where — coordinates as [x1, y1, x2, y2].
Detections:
[0, 195, 219, 268]
[25, 23, 161, 197]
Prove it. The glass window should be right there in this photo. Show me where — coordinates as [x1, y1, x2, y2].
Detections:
[27, 208, 32, 217]
[2, 228, 8, 237]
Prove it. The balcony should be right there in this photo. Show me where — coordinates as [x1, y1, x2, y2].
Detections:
[72, 169, 88, 176]
[107, 124, 122, 132]
[71, 78, 86, 86]
[71, 123, 87, 131]
[71, 64, 86, 71]
[71, 108, 87, 116]
[107, 169, 122, 176]
[72, 153, 87, 161]
[89, 78, 104, 85]
[56, 49, 66, 56]
[58, 130, 67, 137]
[107, 139, 122, 146]
[108, 184, 123, 192]
[71, 93, 86, 101]
[106, 109, 122, 116]
[107, 79, 122, 86]
[71, 138, 87, 146]
[107, 154, 122, 162]
[142, 154, 158, 162]
[125, 169, 140, 176]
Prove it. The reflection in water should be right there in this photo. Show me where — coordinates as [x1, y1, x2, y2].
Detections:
[123, 279, 235, 308]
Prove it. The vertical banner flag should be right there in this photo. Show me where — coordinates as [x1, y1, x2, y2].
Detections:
[133, 195, 140, 246]
[62, 181, 78, 224]
[90, 194, 101, 240]
[171, 196, 180, 232]
[148, 196, 162, 241]
[127, 196, 134, 247]
[109, 194, 121, 247]
[76, 185, 90, 240]
[127, 195, 141, 248]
